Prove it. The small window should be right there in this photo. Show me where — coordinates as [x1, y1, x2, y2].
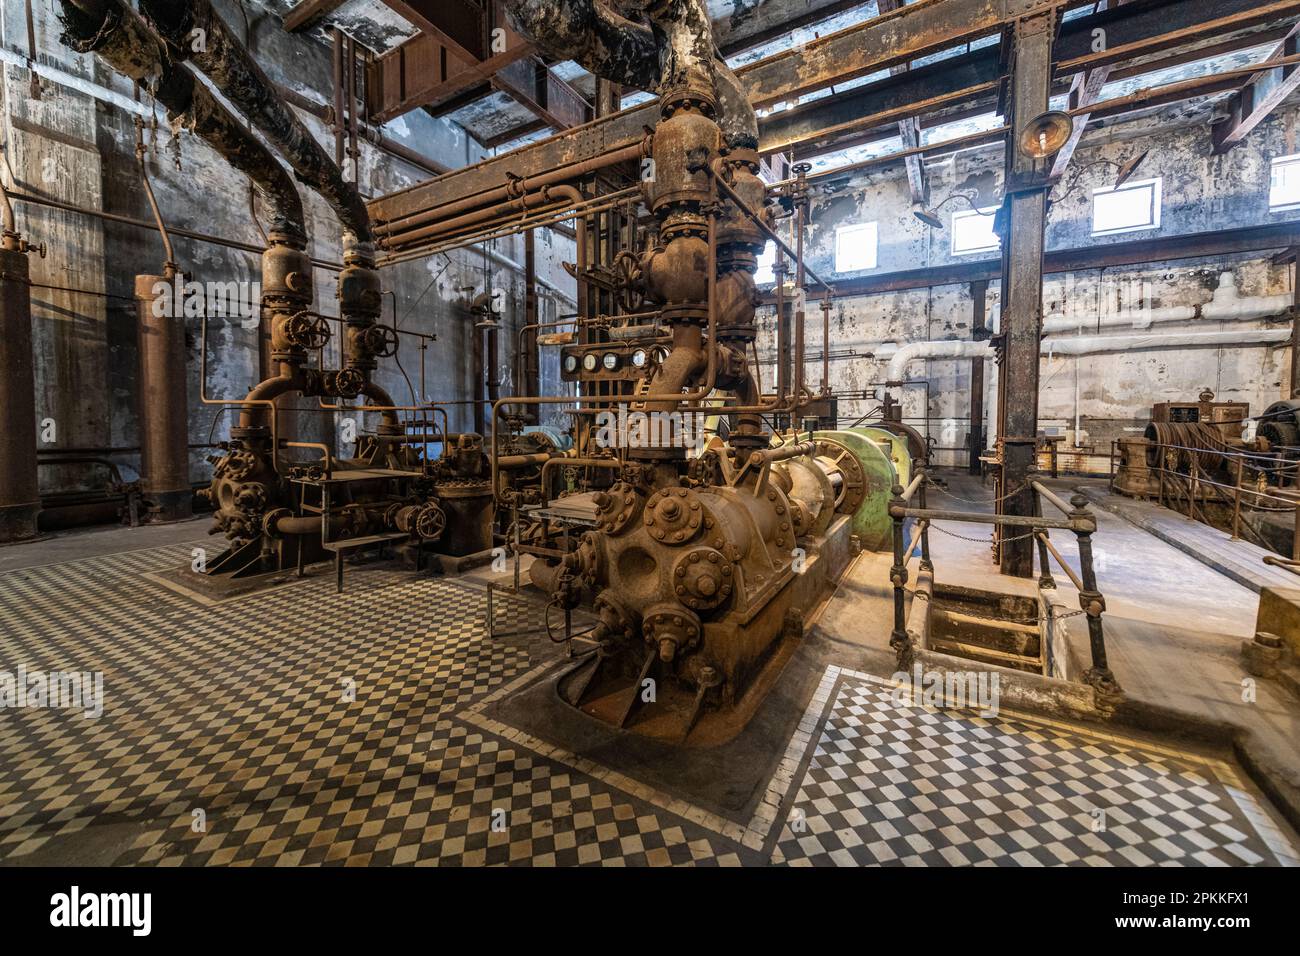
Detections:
[754, 241, 776, 286]
[951, 207, 1001, 255]
[834, 222, 878, 273]
[1270, 154, 1300, 210]
[1092, 177, 1161, 236]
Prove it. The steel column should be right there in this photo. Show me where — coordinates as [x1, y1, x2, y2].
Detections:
[997, 11, 1056, 578]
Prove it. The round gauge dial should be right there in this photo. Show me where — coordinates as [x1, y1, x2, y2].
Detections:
[603, 352, 620, 371]
[582, 353, 599, 372]
[563, 354, 578, 374]
[631, 348, 648, 369]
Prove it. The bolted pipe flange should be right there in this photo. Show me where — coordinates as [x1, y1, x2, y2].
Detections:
[643, 486, 704, 545]
[595, 481, 642, 535]
[642, 603, 702, 664]
[672, 546, 732, 611]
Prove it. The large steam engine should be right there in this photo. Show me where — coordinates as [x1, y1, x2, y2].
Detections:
[457, 0, 916, 741]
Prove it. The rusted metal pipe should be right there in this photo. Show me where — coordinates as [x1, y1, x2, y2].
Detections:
[134, 274, 192, 521]
[0, 235, 38, 541]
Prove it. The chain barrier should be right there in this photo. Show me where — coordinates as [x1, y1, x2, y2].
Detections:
[928, 524, 1038, 545]
[929, 481, 1030, 507]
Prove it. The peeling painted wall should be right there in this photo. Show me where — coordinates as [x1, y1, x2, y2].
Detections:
[1, 0, 575, 502]
[757, 103, 1300, 468]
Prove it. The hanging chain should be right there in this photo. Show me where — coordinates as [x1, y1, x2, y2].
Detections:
[929, 524, 1038, 545]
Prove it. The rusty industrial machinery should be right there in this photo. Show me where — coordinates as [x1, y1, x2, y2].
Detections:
[1116, 389, 1300, 556]
[56, 0, 914, 739]
[58, 0, 501, 587]
[355, 0, 916, 743]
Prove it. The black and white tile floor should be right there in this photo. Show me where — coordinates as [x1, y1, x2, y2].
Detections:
[0, 543, 1294, 866]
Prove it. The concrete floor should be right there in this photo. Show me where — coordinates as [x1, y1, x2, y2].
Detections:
[0, 486, 1296, 867]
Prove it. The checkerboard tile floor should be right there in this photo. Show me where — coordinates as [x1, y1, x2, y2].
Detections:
[2, 544, 1295, 867]
[770, 670, 1298, 867]
[0, 543, 742, 866]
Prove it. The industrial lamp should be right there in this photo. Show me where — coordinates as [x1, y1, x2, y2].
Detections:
[1018, 110, 1074, 160]
[913, 192, 982, 229]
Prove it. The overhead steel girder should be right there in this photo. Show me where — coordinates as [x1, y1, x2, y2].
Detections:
[368, 0, 1299, 226]
[1212, 22, 1300, 152]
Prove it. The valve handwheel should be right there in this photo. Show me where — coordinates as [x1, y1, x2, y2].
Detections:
[414, 503, 446, 542]
[364, 323, 400, 358]
[285, 311, 331, 350]
[613, 250, 646, 314]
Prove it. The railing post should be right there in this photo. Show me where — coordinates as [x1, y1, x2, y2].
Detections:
[1293, 502, 1300, 562]
[1069, 492, 1120, 700]
[916, 464, 933, 574]
[889, 482, 910, 666]
[1231, 457, 1244, 542]
[1157, 443, 1166, 509]
[1033, 484, 1055, 590]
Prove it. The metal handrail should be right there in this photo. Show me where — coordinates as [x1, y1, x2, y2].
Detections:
[888, 463, 1119, 698]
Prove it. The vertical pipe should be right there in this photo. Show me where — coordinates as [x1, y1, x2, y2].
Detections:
[332, 27, 345, 168]
[0, 240, 39, 541]
[346, 32, 359, 180]
[524, 229, 540, 419]
[135, 274, 192, 522]
[969, 279, 987, 475]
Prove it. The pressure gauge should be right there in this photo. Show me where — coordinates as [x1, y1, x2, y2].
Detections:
[582, 353, 599, 373]
[631, 348, 649, 369]
[603, 352, 620, 371]
[563, 354, 578, 374]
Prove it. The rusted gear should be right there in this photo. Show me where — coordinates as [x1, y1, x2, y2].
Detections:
[642, 603, 702, 664]
[672, 546, 732, 611]
[284, 311, 331, 350]
[593, 481, 642, 535]
[643, 486, 703, 545]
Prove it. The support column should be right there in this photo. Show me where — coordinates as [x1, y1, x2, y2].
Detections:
[0, 240, 39, 541]
[524, 229, 540, 420]
[969, 278, 988, 476]
[997, 10, 1056, 578]
[136, 274, 193, 522]
[1291, 257, 1300, 398]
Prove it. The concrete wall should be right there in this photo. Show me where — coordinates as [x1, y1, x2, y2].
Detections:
[757, 103, 1300, 468]
[0, 0, 575, 500]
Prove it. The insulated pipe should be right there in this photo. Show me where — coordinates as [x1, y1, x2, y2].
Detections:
[56, 0, 305, 239]
[987, 271, 1293, 335]
[139, 0, 370, 246]
[885, 329, 1291, 382]
[504, 0, 756, 150]
[505, 1, 658, 93]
